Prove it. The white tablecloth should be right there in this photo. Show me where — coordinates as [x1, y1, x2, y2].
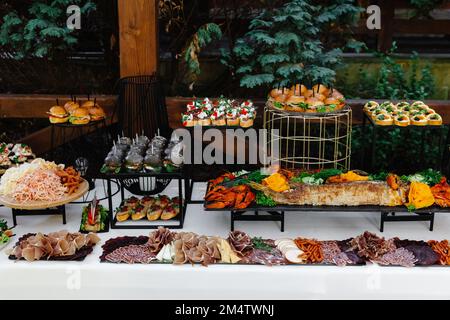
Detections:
[1, 181, 450, 300]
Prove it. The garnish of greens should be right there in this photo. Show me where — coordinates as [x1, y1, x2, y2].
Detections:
[400, 169, 443, 186]
[273, 101, 284, 109]
[100, 164, 121, 174]
[1, 233, 10, 244]
[369, 172, 389, 181]
[0, 219, 11, 244]
[317, 105, 328, 113]
[225, 170, 269, 187]
[256, 191, 277, 207]
[0, 219, 8, 232]
[291, 169, 342, 185]
[251, 237, 273, 252]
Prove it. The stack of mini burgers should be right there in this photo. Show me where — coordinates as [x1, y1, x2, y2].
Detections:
[47, 97, 106, 125]
[181, 97, 256, 128]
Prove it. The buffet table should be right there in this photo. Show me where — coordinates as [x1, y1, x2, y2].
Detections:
[2, 180, 450, 300]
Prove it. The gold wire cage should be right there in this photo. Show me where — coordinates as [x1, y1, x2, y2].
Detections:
[264, 104, 352, 171]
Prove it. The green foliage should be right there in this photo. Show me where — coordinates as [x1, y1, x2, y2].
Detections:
[0, 0, 96, 59]
[230, 0, 364, 89]
[369, 172, 389, 181]
[351, 125, 447, 173]
[345, 43, 436, 100]
[178, 23, 222, 88]
[400, 169, 443, 186]
[373, 43, 435, 100]
[409, 0, 443, 18]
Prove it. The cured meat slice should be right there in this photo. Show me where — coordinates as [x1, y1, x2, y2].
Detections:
[105, 245, 156, 264]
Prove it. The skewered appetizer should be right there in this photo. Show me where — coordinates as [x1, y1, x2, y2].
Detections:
[80, 197, 108, 233]
[101, 134, 183, 173]
[364, 100, 443, 127]
[181, 98, 256, 127]
[268, 84, 346, 113]
[48, 106, 70, 124]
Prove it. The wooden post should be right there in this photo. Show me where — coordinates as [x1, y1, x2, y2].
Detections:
[118, 0, 158, 77]
[377, 0, 395, 52]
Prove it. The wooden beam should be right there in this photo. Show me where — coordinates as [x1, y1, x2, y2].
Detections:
[378, 0, 395, 52]
[118, 0, 158, 77]
[0, 95, 117, 119]
[393, 19, 450, 34]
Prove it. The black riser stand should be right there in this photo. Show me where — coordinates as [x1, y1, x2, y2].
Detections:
[12, 206, 66, 227]
[106, 177, 187, 229]
[231, 210, 285, 232]
[380, 211, 435, 232]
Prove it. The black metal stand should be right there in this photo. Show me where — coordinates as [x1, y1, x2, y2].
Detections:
[205, 200, 450, 232]
[362, 112, 449, 173]
[231, 210, 285, 232]
[380, 211, 435, 232]
[102, 171, 187, 229]
[49, 119, 110, 166]
[11, 205, 66, 227]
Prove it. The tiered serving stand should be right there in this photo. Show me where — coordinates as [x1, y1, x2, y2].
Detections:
[100, 169, 187, 229]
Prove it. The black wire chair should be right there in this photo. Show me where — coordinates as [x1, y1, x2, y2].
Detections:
[112, 74, 172, 195]
[114, 74, 170, 138]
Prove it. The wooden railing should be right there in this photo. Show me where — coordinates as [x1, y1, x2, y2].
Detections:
[1, 94, 450, 155]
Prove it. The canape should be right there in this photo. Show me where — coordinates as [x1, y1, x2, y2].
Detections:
[427, 113, 442, 126]
[411, 114, 428, 126]
[116, 207, 131, 222]
[197, 110, 211, 126]
[394, 114, 410, 127]
[210, 109, 226, 126]
[182, 112, 196, 127]
[131, 205, 147, 221]
[375, 114, 393, 126]
[364, 101, 379, 112]
[147, 204, 162, 221]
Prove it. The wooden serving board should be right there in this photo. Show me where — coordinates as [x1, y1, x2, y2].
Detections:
[0, 179, 89, 210]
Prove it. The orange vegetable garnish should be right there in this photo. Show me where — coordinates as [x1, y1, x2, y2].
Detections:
[327, 171, 369, 184]
[263, 173, 289, 192]
[406, 181, 435, 209]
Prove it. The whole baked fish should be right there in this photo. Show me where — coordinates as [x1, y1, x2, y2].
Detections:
[250, 181, 408, 207]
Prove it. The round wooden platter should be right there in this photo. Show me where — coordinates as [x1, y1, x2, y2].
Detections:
[0, 179, 89, 210]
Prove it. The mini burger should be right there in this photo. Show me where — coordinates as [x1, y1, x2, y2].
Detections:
[285, 95, 307, 111]
[88, 105, 106, 121]
[48, 106, 69, 124]
[312, 84, 329, 95]
[69, 107, 91, 125]
[81, 100, 95, 109]
[290, 84, 308, 96]
[64, 101, 80, 114]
